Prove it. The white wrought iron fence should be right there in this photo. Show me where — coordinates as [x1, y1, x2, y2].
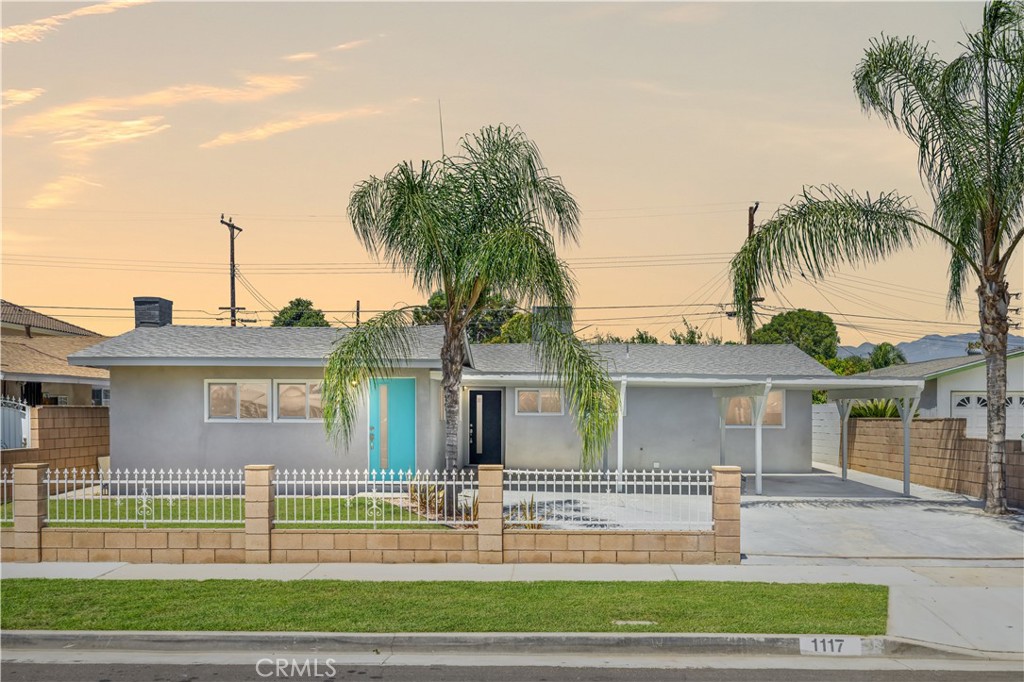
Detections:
[1, 468, 11, 524]
[1, 397, 31, 449]
[503, 469, 714, 530]
[45, 468, 245, 527]
[273, 469, 478, 527]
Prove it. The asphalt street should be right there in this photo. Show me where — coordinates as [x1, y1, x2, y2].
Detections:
[2, 664, 1023, 682]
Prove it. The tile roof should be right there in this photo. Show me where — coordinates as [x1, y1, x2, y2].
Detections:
[1, 336, 110, 380]
[70, 325, 446, 364]
[466, 342, 835, 378]
[1, 300, 100, 337]
[859, 348, 1024, 379]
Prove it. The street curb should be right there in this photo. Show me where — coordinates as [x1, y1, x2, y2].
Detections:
[1, 630, 1013, 660]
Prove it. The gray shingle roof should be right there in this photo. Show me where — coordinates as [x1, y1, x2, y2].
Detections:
[466, 342, 834, 378]
[1, 300, 100, 337]
[860, 348, 1024, 379]
[69, 325, 445, 365]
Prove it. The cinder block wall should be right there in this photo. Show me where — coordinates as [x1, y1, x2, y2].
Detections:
[1, 406, 109, 471]
[847, 418, 1024, 507]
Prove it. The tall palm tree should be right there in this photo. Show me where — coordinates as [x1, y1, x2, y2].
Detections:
[323, 125, 618, 471]
[731, 1, 1023, 513]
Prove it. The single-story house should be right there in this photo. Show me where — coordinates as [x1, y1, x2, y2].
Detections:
[861, 348, 1024, 440]
[1, 335, 110, 406]
[69, 298, 921, 487]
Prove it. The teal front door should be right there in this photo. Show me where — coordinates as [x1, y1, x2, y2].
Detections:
[368, 378, 416, 473]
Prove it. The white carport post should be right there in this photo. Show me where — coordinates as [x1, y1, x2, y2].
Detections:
[836, 399, 854, 481]
[750, 381, 773, 495]
[712, 381, 771, 495]
[718, 397, 730, 466]
[828, 385, 922, 497]
[895, 395, 920, 497]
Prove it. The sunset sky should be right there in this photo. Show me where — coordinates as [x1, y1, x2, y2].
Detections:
[3, 1, 1018, 348]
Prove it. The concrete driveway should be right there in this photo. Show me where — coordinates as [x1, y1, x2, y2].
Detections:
[741, 465, 1024, 561]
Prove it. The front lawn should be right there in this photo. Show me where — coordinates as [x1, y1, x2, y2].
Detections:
[0, 497, 449, 529]
[0, 579, 888, 635]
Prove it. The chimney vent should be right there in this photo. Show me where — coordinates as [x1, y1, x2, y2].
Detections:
[134, 297, 173, 328]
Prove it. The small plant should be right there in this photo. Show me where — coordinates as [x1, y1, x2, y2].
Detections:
[408, 478, 445, 518]
[505, 495, 543, 529]
[458, 492, 479, 525]
[849, 399, 919, 419]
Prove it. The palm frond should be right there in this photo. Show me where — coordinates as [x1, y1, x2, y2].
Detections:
[322, 309, 414, 446]
[531, 314, 619, 469]
[731, 186, 924, 336]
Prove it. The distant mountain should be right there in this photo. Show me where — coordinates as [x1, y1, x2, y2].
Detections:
[838, 333, 1024, 363]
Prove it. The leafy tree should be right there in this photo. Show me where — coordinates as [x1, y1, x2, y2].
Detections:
[628, 329, 660, 344]
[731, 2, 1024, 512]
[869, 342, 908, 369]
[487, 312, 533, 344]
[413, 290, 517, 343]
[323, 125, 618, 470]
[820, 355, 873, 376]
[750, 309, 840, 359]
[271, 298, 330, 327]
[670, 319, 723, 345]
[586, 332, 626, 344]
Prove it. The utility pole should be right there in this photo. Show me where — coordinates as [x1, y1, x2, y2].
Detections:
[219, 214, 244, 327]
[745, 202, 760, 344]
[355, 300, 361, 327]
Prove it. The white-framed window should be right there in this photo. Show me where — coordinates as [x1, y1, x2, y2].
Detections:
[274, 380, 324, 421]
[516, 388, 563, 415]
[725, 390, 785, 428]
[91, 388, 111, 407]
[205, 380, 271, 422]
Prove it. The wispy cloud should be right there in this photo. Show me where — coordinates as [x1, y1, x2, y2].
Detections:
[25, 175, 103, 209]
[2, 0, 150, 44]
[7, 74, 306, 152]
[283, 52, 318, 63]
[2, 88, 45, 110]
[199, 107, 385, 149]
[330, 39, 371, 52]
[2, 228, 52, 246]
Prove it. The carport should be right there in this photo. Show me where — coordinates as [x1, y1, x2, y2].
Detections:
[711, 377, 924, 496]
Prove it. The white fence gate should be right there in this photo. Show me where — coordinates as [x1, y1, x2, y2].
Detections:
[1, 397, 31, 449]
[811, 403, 840, 466]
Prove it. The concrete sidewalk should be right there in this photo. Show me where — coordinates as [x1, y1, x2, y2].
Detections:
[4, 560, 1022, 656]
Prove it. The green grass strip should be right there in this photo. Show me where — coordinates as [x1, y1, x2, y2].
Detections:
[0, 579, 888, 635]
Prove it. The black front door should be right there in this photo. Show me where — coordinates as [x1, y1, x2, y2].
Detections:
[468, 390, 502, 465]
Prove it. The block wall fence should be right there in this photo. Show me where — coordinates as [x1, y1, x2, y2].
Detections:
[0, 406, 109, 472]
[1, 464, 742, 565]
[846, 418, 1024, 508]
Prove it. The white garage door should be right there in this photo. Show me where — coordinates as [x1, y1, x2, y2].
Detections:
[951, 392, 1024, 439]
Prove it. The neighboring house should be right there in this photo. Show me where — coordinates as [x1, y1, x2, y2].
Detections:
[70, 297, 917, 474]
[1, 300, 100, 338]
[861, 349, 1024, 439]
[1, 336, 110, 406]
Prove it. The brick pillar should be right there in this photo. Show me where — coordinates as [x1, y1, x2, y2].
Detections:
[245, 465, 275, 564]
[711, 465, 741, 565]
[13, 463, 48, 563]
[476, 464, 504, 564]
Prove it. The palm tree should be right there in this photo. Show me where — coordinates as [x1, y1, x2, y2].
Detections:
[731, 1, 1023, 513]
[323, 125, 618, 471]
[868, 342, 908, 369]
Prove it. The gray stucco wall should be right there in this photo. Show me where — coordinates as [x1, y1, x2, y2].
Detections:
[918, 378, 939, 416]
[465, 383, 813, 473]
[109, 366, 441, 472]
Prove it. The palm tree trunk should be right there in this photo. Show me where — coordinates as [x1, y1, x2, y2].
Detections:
[979, 277, 1010, 514]
[441, 326, 466, 472]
